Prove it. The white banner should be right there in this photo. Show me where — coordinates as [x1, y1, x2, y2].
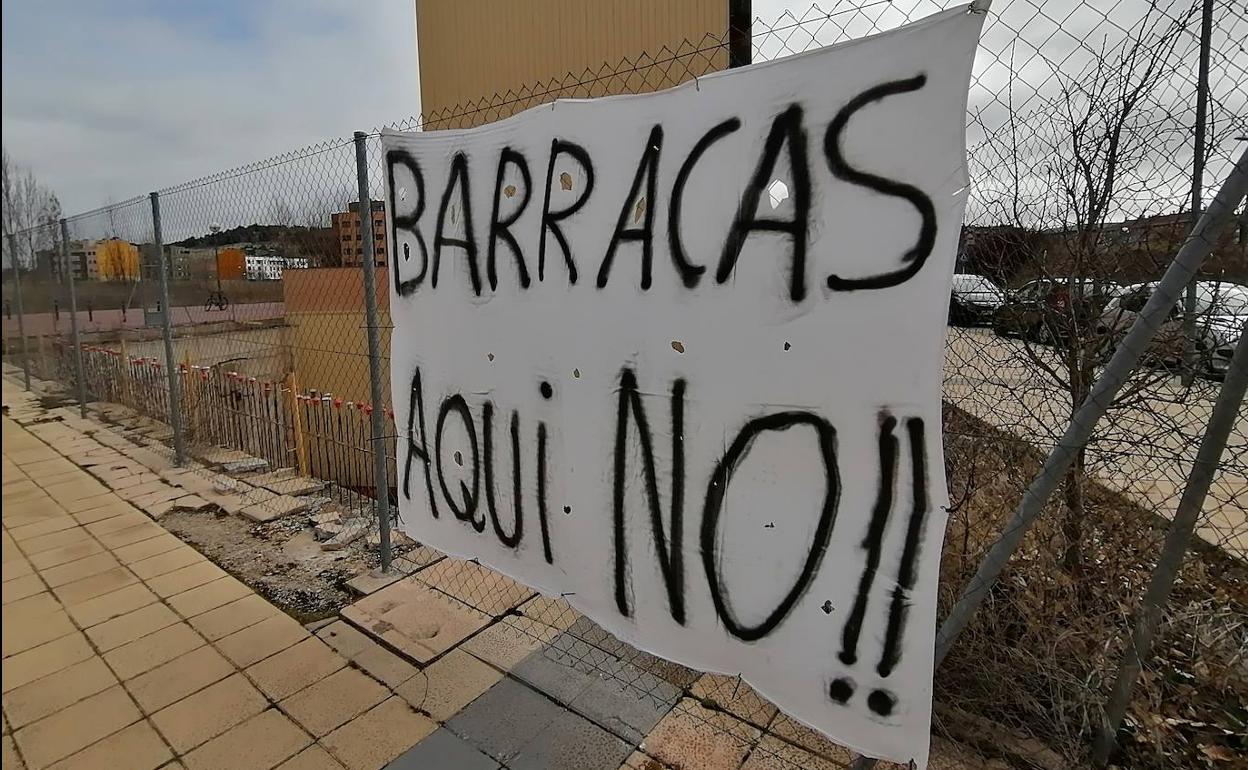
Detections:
[384, 5, 985, 765]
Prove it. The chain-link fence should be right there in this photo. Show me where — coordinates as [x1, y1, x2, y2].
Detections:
[3, 1, 1246, 768]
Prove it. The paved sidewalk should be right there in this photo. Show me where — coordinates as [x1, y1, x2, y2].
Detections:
[3, 376, 1004, 770]
[2, 411, 435, 769]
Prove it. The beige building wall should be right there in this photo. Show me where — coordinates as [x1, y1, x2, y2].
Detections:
[416, 0, 729, 127]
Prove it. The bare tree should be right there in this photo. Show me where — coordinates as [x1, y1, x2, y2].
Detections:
[972, 0, 1210, 577]
[2, 146, 62, 273]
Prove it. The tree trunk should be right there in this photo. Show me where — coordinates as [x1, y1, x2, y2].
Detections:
[1061, 447, 1086, 576]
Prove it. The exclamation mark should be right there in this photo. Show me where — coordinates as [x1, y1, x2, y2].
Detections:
[869, 417, 930, 717]
[830, 412, 898, 705]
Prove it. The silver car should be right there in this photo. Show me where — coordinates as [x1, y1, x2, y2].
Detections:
[1098, 281, 1246, 378]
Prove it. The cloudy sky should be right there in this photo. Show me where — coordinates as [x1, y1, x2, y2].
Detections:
[2, 0, 420, 214]
[3, 0, 1239, 219]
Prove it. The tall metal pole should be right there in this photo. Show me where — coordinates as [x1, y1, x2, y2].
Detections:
[1093, 326, 1248, 765]
[150, 192, 186, 465]
[60, 219, 88, 418]
[5, 233, 31, 390]
[353, 131, 393, 572]
[851, 151, 1248, 770]
[1181, 0, 1214, 385]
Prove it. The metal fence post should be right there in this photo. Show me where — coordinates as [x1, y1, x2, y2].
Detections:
[1093, 327, 1248, 764]
[1181, 0, 1214, 384]
[851, 149, 1248, 770]
[149, 192, 186, 466]
[60, 219, 88, 418]
[5, 233, 31, 390]
[354, 131, 393, 572]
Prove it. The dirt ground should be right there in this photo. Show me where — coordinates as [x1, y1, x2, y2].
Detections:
[159, 507, 381, 623]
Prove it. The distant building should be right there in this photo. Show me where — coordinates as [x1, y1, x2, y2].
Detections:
[166, 246, 217, 281]
[415, 0, 732, 128]
[330, 200, 387, 268]
[216, 247, 246, 280]
[243, 246, 309, 280]
[67, 240, 100, 281]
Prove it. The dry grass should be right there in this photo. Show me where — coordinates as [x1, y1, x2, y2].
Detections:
[937, 406, 1247, 768]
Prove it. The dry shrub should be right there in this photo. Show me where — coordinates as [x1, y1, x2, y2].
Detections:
[936, 406, 1248, 768]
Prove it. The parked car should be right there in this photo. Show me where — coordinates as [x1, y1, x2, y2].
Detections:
[1098, 280, 1246, 378]
[948, 274, 1006, 326]
[992, 278, 1123, 344]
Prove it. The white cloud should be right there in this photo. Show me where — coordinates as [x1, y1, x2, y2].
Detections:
[1, 0, 419, 214]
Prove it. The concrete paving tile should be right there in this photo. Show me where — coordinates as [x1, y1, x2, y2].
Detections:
[618, 751, 673, 769]
[739, 734, 849, 770]
[104, 622, 205, 680]
[315, 621, 372, 659]
[69, 500, 137, 525]
[341, 579, 490, 664]
[414, 559, 533, 617]
[387, 728, 499, 770]
[7, 518, 79, 542]
[19, 528, 93, 557]
[567, 658, 680, 744]
[240, 494, 309, 523]
[446, 678, 566, 763]
[279, 667, 388, 737]
[245, 637, 346, 702]
[12, 685, 141, 770]
[44, 481, 110, 505]
[2, 608, 76, 657]
[167, 576, 251, 618]
[37, 552, 118, 587]
[2, 574, 45, 604]
[321, 697, 436, 770]
[1, 657, 118, 730]
[462, 615, 559, 672]
[349, 641, 420, 689]
[65, 582, 158, 627]
[112, 534, 183, 564]
[509, 709, 633, 770]
[129, 547, 205, 580]
[1, 632, 94, 693]
[95, 521, 166, 550]
[146, 561, 227, 598]
[150, 673, 268, 754]
[642, 698, 761, 770]
[2, 735, 23, 770]
[2, 592, 61, 621]
[690, 674, 777, 728]
[29, 540, 106, 571]
[511, 644, 600, 706]
[765, 714, 858, 767]
[275, 744, 346, 770]
[85, 602, 181, 652]
[215, 614, 309, 668]
[131, 488, 184, 511]
[182, 709, 311, 770]
[51, 566, 138, 606]
[61, 494, 124, 515]
[34, 471, 90, 491]
[16, 458, 78, 479]
[2, 557, 35, 582]
[343, 569, 402, 598]
[125, 644, 235, 714]
[84, 512, 150, 537]
[397, 649, 503, 722]
[188, 594, 280, 641]
[45, 720, 171, 770]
